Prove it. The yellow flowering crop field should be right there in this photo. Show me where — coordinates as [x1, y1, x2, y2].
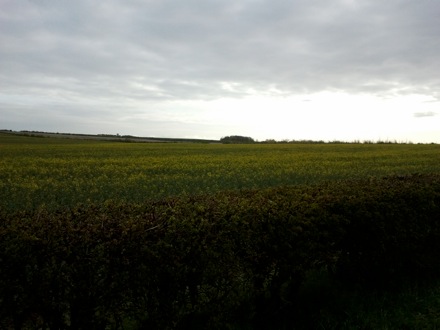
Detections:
[1, 132, 439, 211]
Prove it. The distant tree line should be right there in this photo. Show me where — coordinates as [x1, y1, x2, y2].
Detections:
[259, 139, 424, 144]
[220, 135, 255, 144]
[219, 135, 426, 144]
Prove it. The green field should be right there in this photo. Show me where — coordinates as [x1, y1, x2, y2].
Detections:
[2, 132, 440, 328]
[1, 132, 439, 211]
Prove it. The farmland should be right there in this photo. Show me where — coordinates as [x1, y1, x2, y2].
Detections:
[2, 131, 440, 328]
[1, 132, 439, 211]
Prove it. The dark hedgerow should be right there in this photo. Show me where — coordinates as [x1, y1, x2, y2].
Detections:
[0, 174, 440, 328]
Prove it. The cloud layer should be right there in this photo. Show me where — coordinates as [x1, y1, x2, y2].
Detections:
[1, 0, 440, 141]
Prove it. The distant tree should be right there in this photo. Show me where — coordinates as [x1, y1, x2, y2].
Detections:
[220, 135, 255, 144]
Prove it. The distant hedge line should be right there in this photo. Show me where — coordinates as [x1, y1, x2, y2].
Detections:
[1, 174, 440, 329]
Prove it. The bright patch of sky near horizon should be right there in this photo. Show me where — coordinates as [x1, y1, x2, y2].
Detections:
[1, 0, 439, 142]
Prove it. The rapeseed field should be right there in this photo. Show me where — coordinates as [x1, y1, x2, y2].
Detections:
[1, 132, 439, 211]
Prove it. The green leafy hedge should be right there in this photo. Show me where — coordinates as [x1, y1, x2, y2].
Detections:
[1, 174, 440, 329]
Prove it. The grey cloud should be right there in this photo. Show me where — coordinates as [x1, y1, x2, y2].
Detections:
[414, 111, 437, 118]
[1, 0, 440, 106]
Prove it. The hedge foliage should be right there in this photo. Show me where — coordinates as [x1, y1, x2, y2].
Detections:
[1, 174, 440, 329]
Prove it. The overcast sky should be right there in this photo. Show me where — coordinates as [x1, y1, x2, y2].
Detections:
[1, 0, 440, 142]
